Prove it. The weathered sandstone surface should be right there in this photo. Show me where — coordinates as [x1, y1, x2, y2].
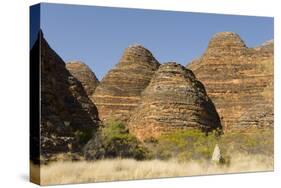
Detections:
[66, 61, 99, 97]
[187, 32, 273, 131]
[92, 45, 160, 122]
[128, 62, 222, 140]
[31, 31, 100, 161]
[233, 83, 273, 130]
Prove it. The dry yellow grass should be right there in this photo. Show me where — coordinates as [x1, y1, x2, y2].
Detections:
[32, 154, 273, 185]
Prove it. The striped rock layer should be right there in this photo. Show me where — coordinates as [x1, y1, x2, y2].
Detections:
[31, 31, 100, 162]
[92, 45, 160, 122]
[232, 83, 273, 131]
[187, 32, 273, 131]
[66, 61, 100, 97]
[128, 62, 222, 141]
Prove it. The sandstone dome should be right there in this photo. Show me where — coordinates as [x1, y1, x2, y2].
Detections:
[31, 31, 100, 162]
[92, 44, 160, 122]
[187, 32, 273, 131]
[66, 61, 99, 97]
[206, 32, 247, 56]
[128, 62, 222, 140]
[117, 44, 160, 69]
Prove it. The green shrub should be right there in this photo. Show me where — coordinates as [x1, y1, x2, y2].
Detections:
[219, 129, 273, 156]
[75, 130, 93, 145]
[83, 119, 273, 163]
[145, 129, 219, 161]
[152, 129, 273, 162]
[84, 120, 149, 160]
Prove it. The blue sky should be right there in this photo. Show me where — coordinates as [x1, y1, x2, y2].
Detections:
[34, 3, 273, 80]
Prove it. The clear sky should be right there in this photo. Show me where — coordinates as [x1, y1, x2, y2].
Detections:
[35, 3, 273, 80]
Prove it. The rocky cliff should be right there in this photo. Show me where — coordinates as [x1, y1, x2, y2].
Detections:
[187, 32, 273, 131]
[66, 61, 99, 97]
[92, 45, 160, 122]
[232, 83, 273, 131]
[31, 31, 100, 162]
[128, 62, 222, 141]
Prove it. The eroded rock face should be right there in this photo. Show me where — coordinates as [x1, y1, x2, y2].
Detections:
[66, 61, 99, 97]
[31, 31, 100, 162]
[187, 32, 273, 131]
[128, 62, 222, 141]
[233, 84, 273, 130]
[92, 45, 160, 122]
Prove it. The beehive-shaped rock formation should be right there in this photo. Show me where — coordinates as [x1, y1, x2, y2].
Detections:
[30, 31, 100, 162]
[92, 45, 160, 122]
[128, 62, 222, 140]
[66, 61, 99, 97]
[187, 32, 273, 131]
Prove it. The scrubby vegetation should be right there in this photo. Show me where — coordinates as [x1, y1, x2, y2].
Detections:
[83, 120, 273, 164]
[144, 129, 218, 161]
[219, 129, 273, 156]
[144, 128, 273, 163]
[83, 119, 149, 160]
[75, 129, 93, 145]
[36, 121, 273, 185]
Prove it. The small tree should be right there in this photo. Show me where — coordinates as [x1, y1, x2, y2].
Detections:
[84, 120, 149, 160]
